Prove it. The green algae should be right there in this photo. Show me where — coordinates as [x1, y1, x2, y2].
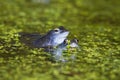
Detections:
[0, 0, 120, 80]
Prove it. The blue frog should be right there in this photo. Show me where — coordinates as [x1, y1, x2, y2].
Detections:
[19, 27, 79, 62]
[19, 26, 69, 49]
[33, 26, 69, 48]
[52, 38, 80, 62]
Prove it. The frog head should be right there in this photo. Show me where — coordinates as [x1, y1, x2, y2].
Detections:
[33, 26, 69, 48]
[47, 26, 69, 46]
[70, 38, 79, 48]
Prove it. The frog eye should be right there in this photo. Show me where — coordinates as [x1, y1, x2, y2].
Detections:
[73, 39, 79, 43]
[54, 28, 59, 32]
[75, 39, 79, 43]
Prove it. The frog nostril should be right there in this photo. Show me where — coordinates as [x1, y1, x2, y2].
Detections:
[61, 30, 69, 33]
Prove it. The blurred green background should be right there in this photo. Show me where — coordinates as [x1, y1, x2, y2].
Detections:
[0, 0, 120, 80]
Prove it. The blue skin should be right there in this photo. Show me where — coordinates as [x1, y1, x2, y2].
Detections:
[19, 27, 79, 62]
[19, 26, 69, 50]
[52, 39, 79, 62]
[33, 26, 69, 48]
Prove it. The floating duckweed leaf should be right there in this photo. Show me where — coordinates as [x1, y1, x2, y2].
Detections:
[0, 0, 120, 80]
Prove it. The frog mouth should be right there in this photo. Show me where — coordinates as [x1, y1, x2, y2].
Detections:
[53, 31, 69, 46]
[60, 31, 69, 38]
